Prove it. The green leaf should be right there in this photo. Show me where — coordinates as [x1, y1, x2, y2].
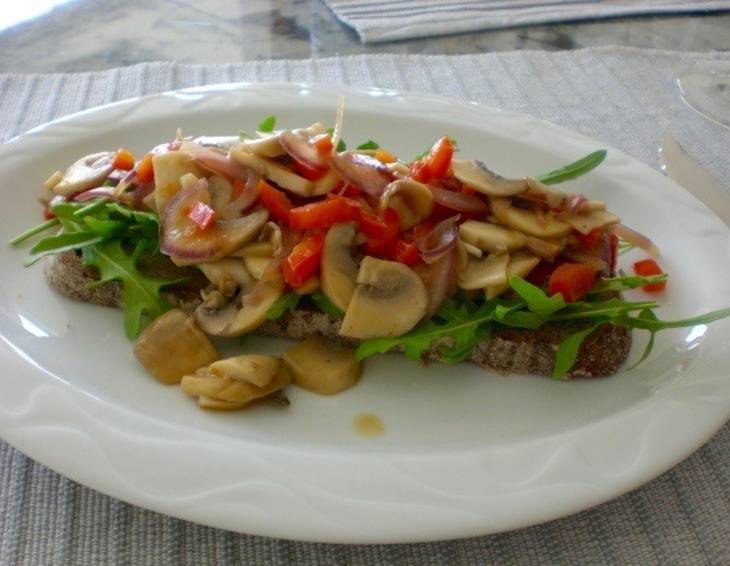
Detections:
[310, 292, 344, 319]
[258, 115, 277, 133]
[9, 217, 60, 246]
[626, 309, 658, 370]
[550, 298, 659, 321]
[265, 292, 301, 320]
[83, 216, 126, 238]
[325, 128, 346, 152]
[536, 150, 607, 185]
[356, 140, 379, 150]
[24, 232, 105, 266]
[509, 275, 566, 315]
[82, 240, 179, 339]
[591, 273, 668, 294]
[621, 307, 730, 332]
[552, 324, 602, 379]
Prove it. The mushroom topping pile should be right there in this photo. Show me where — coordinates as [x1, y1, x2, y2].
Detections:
[45, 117, 648, 411]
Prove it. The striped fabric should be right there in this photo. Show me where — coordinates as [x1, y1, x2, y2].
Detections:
[0, 48, 729, 564]
[322, 0, 730, 43]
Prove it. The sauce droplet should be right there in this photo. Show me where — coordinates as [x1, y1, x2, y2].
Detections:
[354, 413, 385, 438]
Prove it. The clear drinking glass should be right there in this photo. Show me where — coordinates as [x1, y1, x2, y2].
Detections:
[677, 61, 730, 128]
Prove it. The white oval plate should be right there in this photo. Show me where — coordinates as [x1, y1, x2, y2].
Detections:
[1, 84, 729, 544]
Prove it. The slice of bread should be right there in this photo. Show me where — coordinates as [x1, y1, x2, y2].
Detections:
[45, 251, 631, 378]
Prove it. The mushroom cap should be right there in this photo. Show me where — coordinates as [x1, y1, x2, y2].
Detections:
[283, 336, 362, 395]
[53, 151, 115, 196]
[459, 220, 526, 253]
[458, 253, 510, 290]
[321, 222, 359, 312]
[451, 160, 527, 197]
[339, 257, 429, 339]
[380, 179, 434, 230]
[491, 197, 572, 238]
[194, 269, 285, 337]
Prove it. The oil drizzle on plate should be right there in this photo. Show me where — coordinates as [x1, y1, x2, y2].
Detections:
[354, 413, 384, 438]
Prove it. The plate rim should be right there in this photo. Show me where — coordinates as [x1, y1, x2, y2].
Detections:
[1, 81, 729, 543]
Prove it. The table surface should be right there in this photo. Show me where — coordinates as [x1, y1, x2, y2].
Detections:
[0, 0, 729, 74]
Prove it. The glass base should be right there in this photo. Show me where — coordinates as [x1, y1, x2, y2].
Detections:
[677, 61, 730, 128]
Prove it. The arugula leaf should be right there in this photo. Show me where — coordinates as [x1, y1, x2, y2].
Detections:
[536, 150, 607, 185]
[310, 292, 344, 319]
[509, 275, 566, 315]
[591, 273, 668, 294]
[620, 307, 730, 332]
[9, 217, 60, 246]
[626, 309, 658, 370]
[83, 216, 126, 238]
[265, 292, 301, 320]
[258, 115, 277, 133]
[356, 140, 379, 150]
[326, 128, 346, 152]
[553, 324, 602, 379]
[24, 232, 105, 266]
[82, 240, 179, 339]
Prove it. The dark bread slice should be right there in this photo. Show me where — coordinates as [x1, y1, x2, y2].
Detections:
[45, 251, 631, 378]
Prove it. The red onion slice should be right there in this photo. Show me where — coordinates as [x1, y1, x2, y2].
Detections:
[430, 187, 487, 213]
[425, 247, 456, 319]
[279, 130, 327, 170]
[161, 178, 269, 265]
[415, 215, 460, 264]
[330, 152, 393, 196]
[185, 144, 252, 182]
[611, 223, 660, 257]
[73, 187, 117, 202]
[220, 173, 262, 220]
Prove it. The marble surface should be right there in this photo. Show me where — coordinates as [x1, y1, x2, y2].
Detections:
[0, 0, 728, 73]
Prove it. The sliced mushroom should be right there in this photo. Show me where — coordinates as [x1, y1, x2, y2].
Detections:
[524, 235, 565, 262]
[491, 197, 572, 238]
[44, 170, 64, 190]
[380, 179, 434, 230]
[311, 168, 342, 196]
[283, 336, 362, 395]
[133, 309, 219, 385]
[198, 258, 253, 296]
[458, 253, 510, 290]
[180, 354, 291, 410]
[524, 177, 568, 208]
[152, 150, 204, 213]
[229, 146, 313, 196]
[52, 152, 115, 196]
[485, 251, 540, 299]
[450, 160, 527, 197]
[459, 220, 526, 253]
[238, 134, 286, 158]
[209, 355, 281, 388]
[194, 267, 285, 337]
[321, 222, 359, 311]
[340, 257, 428, 339]
[241, 247, 274, 280]
[562, 209, 621, 235]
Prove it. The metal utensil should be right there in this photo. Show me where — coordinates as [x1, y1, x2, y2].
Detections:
[658, 132, 730, 227]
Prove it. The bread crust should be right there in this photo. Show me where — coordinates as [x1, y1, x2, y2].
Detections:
[45, 251, 631, 378]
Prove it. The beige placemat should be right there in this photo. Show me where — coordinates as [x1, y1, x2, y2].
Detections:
[322, 0, 730, 43]
[0, 47, 729, 564]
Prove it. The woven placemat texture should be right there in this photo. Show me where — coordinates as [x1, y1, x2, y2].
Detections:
[0, 48, 728, 565]
[321, 0, 730, 43]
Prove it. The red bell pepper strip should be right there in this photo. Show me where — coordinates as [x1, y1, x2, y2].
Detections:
[425, 136, 454, 179]
[186, 201, 216, 230]
[258, 180, 293, 225]
[363, 208, 400, 255]
[548, 263, 597, 303]
[289, 196, 359, 231]
[311, 133, 334, 155]
[387, 239, 421, 266]
[282, 233, 325, 289]
[575, 228, 603, 251]
[113, 148, 136, 171]
[632, 259, 667, 292]
[135, 153, 155, 183]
